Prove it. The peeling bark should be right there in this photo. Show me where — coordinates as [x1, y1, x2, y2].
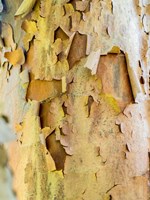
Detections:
[0, 0, 150, 199]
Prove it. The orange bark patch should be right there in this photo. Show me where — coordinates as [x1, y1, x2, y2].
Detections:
[4, 48, 25, 66]
[27, 79, 62, 101]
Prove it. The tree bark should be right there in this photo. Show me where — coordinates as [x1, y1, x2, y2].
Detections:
[0, 0, 150, 199]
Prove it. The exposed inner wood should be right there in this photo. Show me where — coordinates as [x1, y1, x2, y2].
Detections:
[67, 32, 87, 69]
[97, 53, 134, 110]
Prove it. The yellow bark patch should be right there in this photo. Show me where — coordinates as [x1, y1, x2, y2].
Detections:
[4, 48, 25, 66]
[21, 20, 37, 34]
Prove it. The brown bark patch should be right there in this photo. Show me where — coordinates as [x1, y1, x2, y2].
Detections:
[97, 53, 134, 110]
[46, 131, 66, 171]
[67, 32, 87, 68]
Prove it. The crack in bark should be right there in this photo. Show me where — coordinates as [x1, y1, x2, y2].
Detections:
[106, 184, 119, 194]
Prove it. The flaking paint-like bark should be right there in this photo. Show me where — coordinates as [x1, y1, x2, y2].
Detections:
[0, 0, 150, 199]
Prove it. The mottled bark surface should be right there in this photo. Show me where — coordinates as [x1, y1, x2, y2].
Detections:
[0, 0, 150, 199]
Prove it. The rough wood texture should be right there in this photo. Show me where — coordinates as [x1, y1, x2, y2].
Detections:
[0, 0, 150, 199]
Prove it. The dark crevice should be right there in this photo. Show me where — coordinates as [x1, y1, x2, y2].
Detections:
[144, 30, 149, 35]
[39, 103, 44, 129]
[39, 14, 45, 18]
[69, 16, 72, 31]
[111, 1, 113, 14]
[106, 184, 119, 194]
[106, 27, 110, 36]
[87, 95, 94, 117]
[96, 146, 101, 157]
[138, 60, 142, 69]
[39, 102, 51, 129]
[1, 114, 9, 123]
[62, 5, 66, 16]
[109, 195, 113, 200]
[46, 131, 66, 171]
[80, 11, 84, 21]
[62, 102, 68, 115]
[94, 172, 98, 181]
[102, 159, 107, 165]
[60, 128, 66, 136]
[82, 189, 86, 194]
[117, 124, 122, 133]
[140, 76, 145, 84]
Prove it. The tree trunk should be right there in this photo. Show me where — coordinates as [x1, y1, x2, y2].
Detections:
[0, 0, 150, 199]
